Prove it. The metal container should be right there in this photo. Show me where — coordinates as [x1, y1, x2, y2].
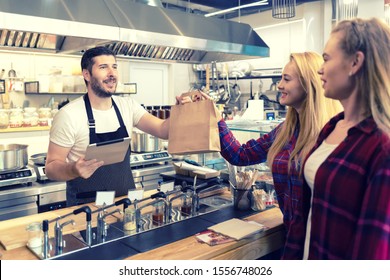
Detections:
[0, 144, 28, 172]
[30, 153, 46, 166]
[131, 130, 160, 153]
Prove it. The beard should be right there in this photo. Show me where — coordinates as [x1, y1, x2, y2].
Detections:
[90, 76, 116, 98]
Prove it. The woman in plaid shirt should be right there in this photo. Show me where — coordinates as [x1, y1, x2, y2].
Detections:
[303, 18, 390, 259]
[218, 52, 342, 259]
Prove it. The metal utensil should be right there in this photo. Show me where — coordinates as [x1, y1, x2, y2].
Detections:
[8, 63, 16, 78]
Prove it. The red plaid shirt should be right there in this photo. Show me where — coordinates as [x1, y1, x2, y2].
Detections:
[303, 113, 390, 259]
[219, 119, 307, 259]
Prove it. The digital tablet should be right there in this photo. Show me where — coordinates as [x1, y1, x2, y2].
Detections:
[85, 137, 131, 166]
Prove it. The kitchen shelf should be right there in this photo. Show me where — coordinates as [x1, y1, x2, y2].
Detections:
[25, 92, 134, 95]
[0, 126, 50, 133]
[25, 92, 86, 95]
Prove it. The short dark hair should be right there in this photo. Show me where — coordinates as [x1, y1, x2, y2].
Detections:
[81, 46, 115, 73]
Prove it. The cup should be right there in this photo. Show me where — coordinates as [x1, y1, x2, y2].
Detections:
[26, 222, 43, 249]
[123, 207, 136, 232]
[250, 185, 267, 211]
[232, 187, 251, 211]
[152, 201, 164, 226]
[180, 193, 192, 217]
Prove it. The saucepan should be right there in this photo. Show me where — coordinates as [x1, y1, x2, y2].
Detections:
[131, 129, 160, 153]
[0, 144, 28, 172]
[30, 153, 47, 166]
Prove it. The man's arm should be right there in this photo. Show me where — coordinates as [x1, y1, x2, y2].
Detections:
[45, 141, 103, 181]
[136, 113, 170, 140]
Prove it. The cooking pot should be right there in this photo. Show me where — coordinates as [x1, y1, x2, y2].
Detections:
[30, 153, 47, 166]
[131, 129, 160, 153]
[0, 144, 28, 172]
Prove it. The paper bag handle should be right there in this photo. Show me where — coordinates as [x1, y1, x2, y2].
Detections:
[180, 90, 204, 102]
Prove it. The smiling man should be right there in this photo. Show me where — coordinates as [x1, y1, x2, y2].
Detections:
[45, 46, 170, 206]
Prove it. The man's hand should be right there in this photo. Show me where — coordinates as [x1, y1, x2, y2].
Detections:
[175, 90, 210, 104]
[72, 156, 104, 179]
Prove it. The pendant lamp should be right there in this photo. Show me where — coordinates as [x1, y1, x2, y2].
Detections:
[272, 0, 296, 19]
[337, 0, 358, 21]
[385, 0, 390, 25]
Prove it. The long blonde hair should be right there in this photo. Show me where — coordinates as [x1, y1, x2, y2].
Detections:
[332, 18, 390, 135]
[267, 52, 342, 175]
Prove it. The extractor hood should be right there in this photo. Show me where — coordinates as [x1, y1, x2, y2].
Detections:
[0, 0, 270, 63]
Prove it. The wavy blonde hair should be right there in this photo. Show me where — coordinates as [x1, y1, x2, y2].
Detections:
[267, 52, 342, 175]
[332, 18, 390, 135]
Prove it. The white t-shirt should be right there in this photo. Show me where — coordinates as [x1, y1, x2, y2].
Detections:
[303, 140, 339, 259]
[49, 95, 147, 163]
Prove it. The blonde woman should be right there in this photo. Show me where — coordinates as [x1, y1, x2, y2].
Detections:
[218, 52, 342, 259]
[303, 18, 390, 259]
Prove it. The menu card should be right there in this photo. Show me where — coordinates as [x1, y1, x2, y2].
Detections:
[207, 218, 266, 240]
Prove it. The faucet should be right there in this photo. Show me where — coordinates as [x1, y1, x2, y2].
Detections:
[54, 218, 75, 255]
[72, 206, 92, 246]
[96, 208, 122, 244]
[135, 195, 169, 233]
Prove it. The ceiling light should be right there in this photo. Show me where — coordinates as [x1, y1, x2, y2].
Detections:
[337, 0, 358, 21]
[272, 0, 296, 19]
[204, 0, 269, 18]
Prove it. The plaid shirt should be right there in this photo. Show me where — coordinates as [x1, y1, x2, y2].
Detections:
[303, 113, 390, 259]
[219, 119, 307, 259]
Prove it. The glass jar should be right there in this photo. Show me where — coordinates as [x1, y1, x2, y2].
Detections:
[0, 109, 9, 129]
[23, 107, 38, 127]
[123, 207, 136, 232]
[26, 222, 43, 249]
[38, 107, 52, 126]
[9, 108, 23, 128]
[38, 107, 52, 119]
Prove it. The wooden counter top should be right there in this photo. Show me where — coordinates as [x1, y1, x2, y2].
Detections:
[0, 191, 284, 260]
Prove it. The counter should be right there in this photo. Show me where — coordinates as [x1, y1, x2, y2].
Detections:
[0, 190, 284, 260]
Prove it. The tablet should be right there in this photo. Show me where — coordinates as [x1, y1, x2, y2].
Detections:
[85, 137, 131, 166]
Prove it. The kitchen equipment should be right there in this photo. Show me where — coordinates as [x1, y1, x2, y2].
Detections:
[0, 144, 28, 173]
[131, 129, 160, 153]
[130, 150, 173, 191]
[0, 166, 36, 188]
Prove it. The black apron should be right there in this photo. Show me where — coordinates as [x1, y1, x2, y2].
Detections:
[66, 94, 135, 206]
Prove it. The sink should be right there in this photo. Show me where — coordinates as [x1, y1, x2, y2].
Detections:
[197, 195, 233, 214]
[73, 222, 127, 247]
[28, 234, 88, 260]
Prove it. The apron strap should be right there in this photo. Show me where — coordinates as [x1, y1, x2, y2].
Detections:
[83, 94, 98, 144]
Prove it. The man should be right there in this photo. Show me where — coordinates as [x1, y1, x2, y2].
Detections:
[45, 46, 169, 206]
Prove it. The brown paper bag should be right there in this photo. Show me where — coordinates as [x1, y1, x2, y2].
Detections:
[168, 91, 221, 155]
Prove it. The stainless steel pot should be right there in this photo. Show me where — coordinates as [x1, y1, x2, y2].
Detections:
[0, 144, 28, 172]
[131, 130, 160, 153]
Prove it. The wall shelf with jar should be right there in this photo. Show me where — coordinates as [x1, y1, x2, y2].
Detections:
[24, 81, 137, 95]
